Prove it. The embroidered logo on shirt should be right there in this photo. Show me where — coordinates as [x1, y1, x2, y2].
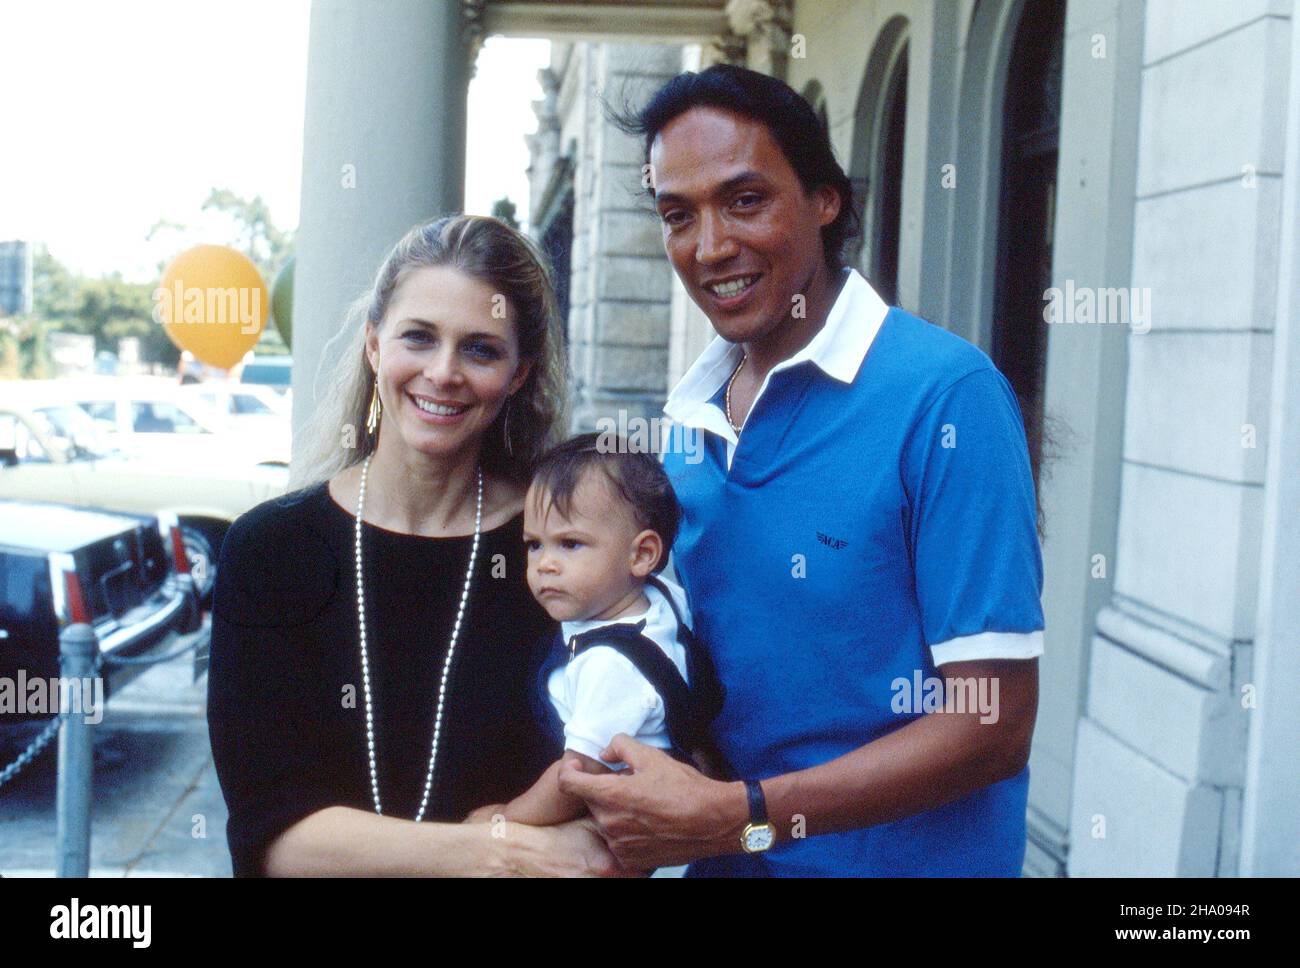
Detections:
[816, 531, 848, 550]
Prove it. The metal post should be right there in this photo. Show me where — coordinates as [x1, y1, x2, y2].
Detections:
[56, 623, 98, 878]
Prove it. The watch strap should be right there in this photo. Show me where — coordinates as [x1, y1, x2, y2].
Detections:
[744, 779, 768, 826]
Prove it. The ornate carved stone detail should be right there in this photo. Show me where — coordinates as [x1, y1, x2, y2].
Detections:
[725, 0, 777, 36]
[701, 29, 748, 67]
[463, 0, 487, 78]
[720, 0, 793, 77]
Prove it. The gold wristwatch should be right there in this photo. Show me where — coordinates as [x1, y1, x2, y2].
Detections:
[741, 779, 775, 853]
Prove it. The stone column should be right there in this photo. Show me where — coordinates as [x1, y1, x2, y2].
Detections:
[290, 0, 472, 451]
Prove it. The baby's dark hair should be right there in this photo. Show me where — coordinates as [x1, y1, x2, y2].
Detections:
[529, 432, 680, 574]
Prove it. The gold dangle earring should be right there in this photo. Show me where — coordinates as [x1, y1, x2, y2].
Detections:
[502, 395, 514, 457]
[366, 376, 382, 436]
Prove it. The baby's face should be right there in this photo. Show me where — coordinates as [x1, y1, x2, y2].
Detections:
[523, 469, 651, 623]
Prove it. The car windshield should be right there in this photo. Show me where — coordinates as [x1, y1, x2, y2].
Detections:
[231, 393, 274, 415]
[32, 405, 117, 460]
[130, 399, 211, 434]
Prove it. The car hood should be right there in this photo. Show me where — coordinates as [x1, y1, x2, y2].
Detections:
[84, 452, 289, 484]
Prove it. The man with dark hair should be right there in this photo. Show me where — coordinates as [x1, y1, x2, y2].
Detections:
[559, 64, 1044, 877]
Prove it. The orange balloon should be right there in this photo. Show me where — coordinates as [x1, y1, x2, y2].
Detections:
[155, 245, 268, 369]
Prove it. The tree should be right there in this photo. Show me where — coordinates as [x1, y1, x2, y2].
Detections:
[492, 197, 520, 231]
[146, 187, 296, 283]
[29, 246, 175, 368]
[0, 316, 50, 379]
[32, 245, 78, 325]
[201, 188, 295, 282]
[85, 275, 177, 366]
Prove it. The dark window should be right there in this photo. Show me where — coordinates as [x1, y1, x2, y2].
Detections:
[872, 43, 908, 306]
[131, 401, 204, 434]
[80, 400, 117, 425]
[991, 0, 1066, 483]
[540, 186, 574, 343]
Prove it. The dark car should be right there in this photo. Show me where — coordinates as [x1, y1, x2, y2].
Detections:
[0, 499, 201, 724]
[237, 355, 291, 396]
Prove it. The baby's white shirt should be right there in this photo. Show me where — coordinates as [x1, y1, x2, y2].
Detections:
[547, 578, 692, 771]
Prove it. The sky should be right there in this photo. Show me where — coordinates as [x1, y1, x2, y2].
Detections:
[0, 0, 550, 283]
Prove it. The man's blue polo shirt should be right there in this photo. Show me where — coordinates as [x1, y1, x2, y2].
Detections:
[660, 267, 1044, 876]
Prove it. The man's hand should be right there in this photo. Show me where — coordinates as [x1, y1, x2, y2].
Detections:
[556, 734, 748, 869]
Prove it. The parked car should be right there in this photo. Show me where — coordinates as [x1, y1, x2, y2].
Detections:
[48, 377, 289, 468]
[0, 498, 201, 723]
[175, 381, 290, 437]
[0, 382, 288, 603]
[237, 355, 292, 398]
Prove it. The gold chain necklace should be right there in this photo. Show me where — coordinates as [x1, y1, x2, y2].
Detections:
[724, 354, 748, 433]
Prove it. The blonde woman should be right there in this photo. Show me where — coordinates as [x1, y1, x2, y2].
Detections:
[207, 216, 625, 876]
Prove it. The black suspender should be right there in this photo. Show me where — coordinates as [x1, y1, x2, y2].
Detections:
[562, 576, 731, 778]
[566, 618, 708, 751]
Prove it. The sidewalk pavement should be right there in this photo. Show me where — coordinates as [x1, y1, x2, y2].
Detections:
[0, 645, 232, 878]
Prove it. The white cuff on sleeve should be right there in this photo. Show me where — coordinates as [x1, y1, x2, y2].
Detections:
[929, 629, 1044, 667]
[563, 732, 629, 771]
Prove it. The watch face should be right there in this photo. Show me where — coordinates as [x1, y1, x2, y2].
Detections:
[743, 824, 775, 853]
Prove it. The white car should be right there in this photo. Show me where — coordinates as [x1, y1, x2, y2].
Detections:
[176, 382, 290, 437]
[0, 381, 288, 602]
[53, 377, 290, 468]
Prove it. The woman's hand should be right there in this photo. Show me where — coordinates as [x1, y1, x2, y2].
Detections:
[488, 815, 645, 877]
[462, 803, 507, 824]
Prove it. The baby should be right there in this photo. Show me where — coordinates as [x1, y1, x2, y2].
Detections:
[465, 432, 706, 827]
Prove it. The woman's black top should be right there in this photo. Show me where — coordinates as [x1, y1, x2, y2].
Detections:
[206, 480, 559, 876]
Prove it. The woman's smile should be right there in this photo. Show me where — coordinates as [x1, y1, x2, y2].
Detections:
[405, 390, 473, 424]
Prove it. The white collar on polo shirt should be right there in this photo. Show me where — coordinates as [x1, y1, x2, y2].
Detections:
[559, 578, 687, 658]
[662, 266, 891, 448]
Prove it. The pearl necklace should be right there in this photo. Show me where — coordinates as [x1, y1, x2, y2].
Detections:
[354, 453, 482, 820]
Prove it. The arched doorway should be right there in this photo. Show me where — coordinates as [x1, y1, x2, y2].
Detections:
[990, 0, 1066, 482]
[534, 154, 575, 345]
[873, 44, 908, 306]
[540, 185, 574, 343]
[850, 16, 909, 306]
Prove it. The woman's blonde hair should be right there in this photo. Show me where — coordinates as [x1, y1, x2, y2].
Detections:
[291, 215, 569, 491]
